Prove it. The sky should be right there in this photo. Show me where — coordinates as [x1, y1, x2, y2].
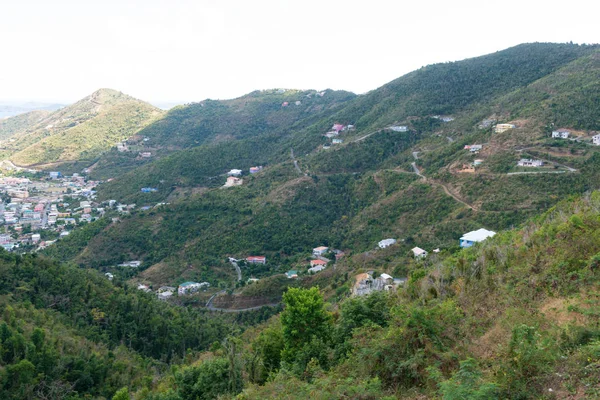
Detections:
[1, 0, 599, 105]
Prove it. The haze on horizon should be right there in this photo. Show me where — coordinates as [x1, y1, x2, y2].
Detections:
[1, 0, 599, 105]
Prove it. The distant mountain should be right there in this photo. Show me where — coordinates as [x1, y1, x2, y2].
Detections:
[0, 101, 64, 118]
[2, 89, 163, 170]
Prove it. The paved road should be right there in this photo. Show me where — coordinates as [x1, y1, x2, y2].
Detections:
[411, 162, 424, 178]
[41, 202, 51, 228]
[507, 170, 569, 176]
[205, 289, 280, 312]
[290, 148, 303, 174]
[229, 259, 242, 281]
[412, 151, 419, 160]
[446, 136, 455, 143]
[354, 129, 383, 142]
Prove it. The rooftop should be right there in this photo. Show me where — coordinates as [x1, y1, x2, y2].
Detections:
[461, 228, 496, 242]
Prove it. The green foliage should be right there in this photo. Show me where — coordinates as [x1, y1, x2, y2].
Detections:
[112, 387, 130, 400]
[281, 287, 333, 366]
[429, 358, 499, 400]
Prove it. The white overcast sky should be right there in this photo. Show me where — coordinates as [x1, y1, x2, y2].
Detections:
[1, 0, 599, 105]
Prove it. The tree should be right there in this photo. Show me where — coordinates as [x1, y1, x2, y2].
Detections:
[281, 287, 332, 365]
[429, 358, 498, 400]
[112, 387, 130, 400]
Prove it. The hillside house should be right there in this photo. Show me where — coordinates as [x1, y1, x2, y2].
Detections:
[389, 125, 408, 132]
[295, 101, 302, 106]
[118, 260, 142, 267]
[117, 143, 129, 152]
[518, 159, 543, 167]
[249, 166, 263, 174]
[282, 102, 289, 107]
[246, 256, 266, 264]
[178, 281, 208, 295]
[313, 246, 329, 256]
[286, 270, 298, 279]
[224, 176, 243, 187]
[324, 131, 339, 138]
[411, 247, 428, 258]
[380, 273, 393, 284]
[378, 238, 396, 249]
[332, 139, 343, 144]
[310, 259, 327, 268]
[552, 129, 570, 139]
[494, 123, 516, 133]
[332, 124, 345, 132]
[139, 152, 152, 158]
[460, 228, 496, 248]
[308, 264, 326, 274]
[137, 284, 151, 293]
[49, 171, 61, 179]
[158, 291, 173, 301]
[473, 159, 484, 166]
[105, 273, 114, 281]
[247, 278, 259, 284]
[228, 169, 243, 177]
[465, 144, 483, 153]
[478, 119, 496, 129]
[593, 134, 600, 146]
[141, 187, 158, 192]
[158, 286, 176, 293]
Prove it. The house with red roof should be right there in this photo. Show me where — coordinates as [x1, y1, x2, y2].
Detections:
[246, 256, 266, 264]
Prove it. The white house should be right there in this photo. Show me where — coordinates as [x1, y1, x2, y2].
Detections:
[378, 238, 397, 249]
[411, 247, 428, 258]
[313, 246, 329, 256]
[552, 129, 570, 139]
[227, 169, 243, 177]
[157, 291, 173, 301]
[460, 228, 496, 248]
[105, 273, 114, 281]
[178, 281, 209, 295]
[465, 145, 483, 153]
[518, 159, 543, 167]
[389, 125, 408, 132]
[308, 265, 326, 274]
[593, 134, 600, 146]
[332, 139, 343, 144]
[494, 123, 516, 133]
[380, 273, 393, 284]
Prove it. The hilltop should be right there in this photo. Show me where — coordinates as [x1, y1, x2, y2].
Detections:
[1, 89, 163, 171]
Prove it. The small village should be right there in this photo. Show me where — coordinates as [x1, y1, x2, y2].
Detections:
[0, 172, 101, 251]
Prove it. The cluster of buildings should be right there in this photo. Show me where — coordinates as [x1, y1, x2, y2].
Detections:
[223, 167, 264, 188]
[0, 173, 101, 252]
[323, 123, 354, 148]
[352, 272, 406, 296]
[134, 281, 211, 299]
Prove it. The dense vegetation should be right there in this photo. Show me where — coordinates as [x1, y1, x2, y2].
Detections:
[4, 42, 600, 399]
[138, 192, 600, 399]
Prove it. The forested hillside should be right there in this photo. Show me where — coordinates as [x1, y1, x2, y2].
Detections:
[0, 252, 276, 399]
[4, 42, 600, 399]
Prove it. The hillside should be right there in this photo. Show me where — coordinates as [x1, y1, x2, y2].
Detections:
[44, 43, 600, 292]
[5, 41, 600, 399]
[3, 89, 163, 170]
[0, 110, 50, 141]
[87, 88, 356, 181]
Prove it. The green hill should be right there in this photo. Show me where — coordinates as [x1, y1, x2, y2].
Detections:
[6, 42, 600, 399]
[0, 110, 51, 141]
[4, 89, 163, 170]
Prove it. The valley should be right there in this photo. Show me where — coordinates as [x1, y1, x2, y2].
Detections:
[0, 42, 599, 399]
